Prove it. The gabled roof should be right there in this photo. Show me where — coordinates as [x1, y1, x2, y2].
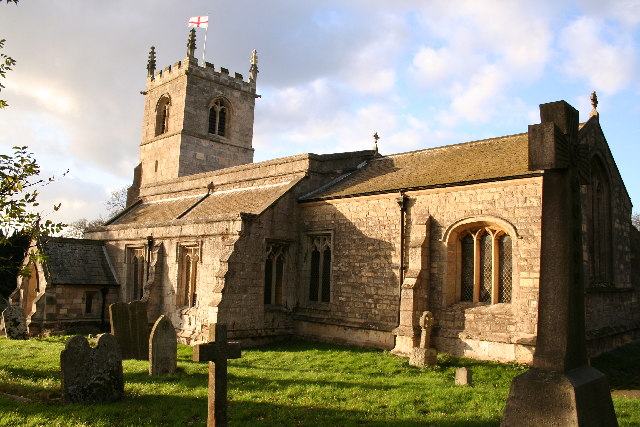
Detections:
[302, 133, 534, 200]
[111, 177, 304, 226]
[41, 238, 118, 286]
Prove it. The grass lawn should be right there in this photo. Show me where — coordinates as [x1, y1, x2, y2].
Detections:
[0, 336, 639, 426]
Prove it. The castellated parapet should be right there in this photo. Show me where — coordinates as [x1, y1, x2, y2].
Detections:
[136, 38, 259, 190]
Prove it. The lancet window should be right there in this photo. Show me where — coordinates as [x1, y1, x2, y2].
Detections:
[264, 243, 288, 305]
[309, 234, 332, 303]
[127, 248, 145, 301]
[155, 96, 171, 136]
[177, 245, 199, 307]
[588, 158, 613, 285]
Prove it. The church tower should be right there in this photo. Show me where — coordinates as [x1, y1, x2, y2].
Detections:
[137, 30, 259, 187]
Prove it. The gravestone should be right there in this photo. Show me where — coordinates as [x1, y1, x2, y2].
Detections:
[455, 367, 472, 386]
[193, 323, 242, 427]
[409, 311, 437, 366]
[501, 101, 617, 426]
[60, 334, 124, 404]
[1, 305, 28, 340]
[149, 315, 177, 376]
[109, 301, 149, 360]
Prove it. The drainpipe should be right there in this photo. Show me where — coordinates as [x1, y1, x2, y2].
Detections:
[396, 191, 407, 325]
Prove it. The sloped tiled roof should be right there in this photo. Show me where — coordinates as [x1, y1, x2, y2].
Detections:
[304, 133, 534, 200]
[42, 238, 118, 286]
[112, 178, 303, 226]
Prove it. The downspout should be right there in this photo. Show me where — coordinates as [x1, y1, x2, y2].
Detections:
[396, 191, 407, 324]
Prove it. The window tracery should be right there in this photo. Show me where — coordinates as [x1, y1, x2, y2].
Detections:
[208, 99, 228, 137]
[308, 234, 332, 303]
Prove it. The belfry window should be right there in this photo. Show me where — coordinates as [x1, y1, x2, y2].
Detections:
[127, 248, 145, 301]
[178, 245, 199, 307]
[308, 235, 331, 303]
[459, 227, 512, 304]
[155, 96, 170, 136]
[264, 243, 287, 305]
[208, 99, 228, 137]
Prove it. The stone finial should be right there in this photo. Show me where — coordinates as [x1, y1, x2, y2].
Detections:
[590, 90, 599, 118]
[373, 132, 380, 153]
[187, 29, 197, 58]
[249, 49, 259, 83]
[147, 46, 156, 78]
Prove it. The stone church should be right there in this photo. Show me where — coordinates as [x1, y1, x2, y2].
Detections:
[13, 31, 640, 363]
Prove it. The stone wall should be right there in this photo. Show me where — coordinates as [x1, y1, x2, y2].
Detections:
[298, 176, 544, 361]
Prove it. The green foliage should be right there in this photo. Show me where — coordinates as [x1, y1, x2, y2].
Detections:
[0, 146, 66, 278]
[0, 38, 16, 109]
[1, 337, 638, 426]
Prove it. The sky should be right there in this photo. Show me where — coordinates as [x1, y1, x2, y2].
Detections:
[0, 0, 639, 226]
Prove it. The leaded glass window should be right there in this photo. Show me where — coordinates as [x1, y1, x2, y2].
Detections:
[127, 248, 145, 302]
[178, 245, 199, 307]
[458, 227, 512, 305]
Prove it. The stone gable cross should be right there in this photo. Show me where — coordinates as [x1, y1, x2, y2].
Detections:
[193, 323, 241, 427]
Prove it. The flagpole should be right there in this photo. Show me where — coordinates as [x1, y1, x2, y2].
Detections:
[202, 13, 209, 65]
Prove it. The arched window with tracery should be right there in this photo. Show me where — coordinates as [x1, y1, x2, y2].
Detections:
[208, 99, 228, 137]
[589, 157, 613, 285]
[308, 234, 331, 303]
[264, 243, 288, 305]
[127, 248, 145, 301]
[178, 245, 199, 307]
[155, 96, 170, 136]
[457, 227, 512, 304]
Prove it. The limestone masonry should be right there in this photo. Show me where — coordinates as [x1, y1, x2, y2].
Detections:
[11, 32, 640, 363]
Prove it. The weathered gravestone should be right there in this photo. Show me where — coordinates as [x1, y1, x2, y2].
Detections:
[193, 323, 242, 427]
[60, 334, 124, 405]
[409, 311, 437, 367]
[455, 367, 472, 386]
[1, 305, 28, 340]
[501, 101, 617, 426]
[149, 315, 177, 376]
[109, 300, 149, 360]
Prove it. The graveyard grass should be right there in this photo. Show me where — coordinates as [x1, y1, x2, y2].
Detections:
[1, 337, 639, 426]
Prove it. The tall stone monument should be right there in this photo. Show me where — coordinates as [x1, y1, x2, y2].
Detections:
[501, 101, 617, 426]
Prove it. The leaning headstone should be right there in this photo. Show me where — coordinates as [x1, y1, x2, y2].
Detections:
[409, 311, 437, 367]
[60, 334, 124, 405]
[149, 315, 177, 376]
[109, 301, 149, 360]
[1, 305, 28, 340]
[501, 101, 617, 426]
[193, 323, 242, 427]
[455, 367, 472, 386]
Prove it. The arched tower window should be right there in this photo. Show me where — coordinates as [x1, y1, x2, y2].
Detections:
[155, 96, 171, 136]
[208, 99, 229, 137]
[589, 157, 613, 285]
[454, 226, 513, 305]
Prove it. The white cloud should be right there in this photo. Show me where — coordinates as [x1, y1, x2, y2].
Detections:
[559, 16, 639, 95]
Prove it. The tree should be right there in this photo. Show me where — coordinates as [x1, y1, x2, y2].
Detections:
[62, 217, 105, 239]
[0, 146, 66, 278]
[633, 211, 640, 231]
[0, 39, 16, 109]
[105, 186, 128, 218]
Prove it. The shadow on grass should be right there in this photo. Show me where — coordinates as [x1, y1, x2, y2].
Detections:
[592, 342, 640, 390]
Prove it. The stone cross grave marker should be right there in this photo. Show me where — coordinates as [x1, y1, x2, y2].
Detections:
[1, 305, 28, 340]
[409, 311, 437, 367]
[109, 300, 149, 360]
[149, 315, 177, 376]
[60, 334, 124, 405]
[501, 101, 617, 426]
[193, 323, 241, 427]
